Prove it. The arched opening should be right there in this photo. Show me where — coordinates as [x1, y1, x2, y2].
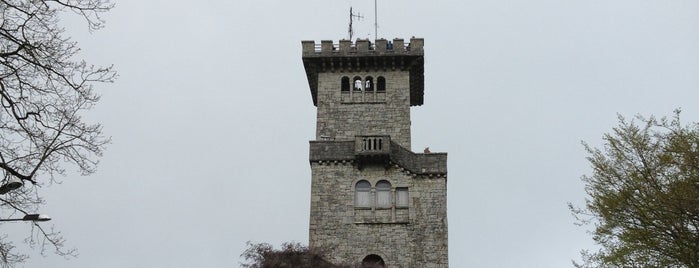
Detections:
[361, 254, 385, 268]
[375, 180, 391, 208]
[341, 76, 350, 92]
[377, 76, 386, 91]
[364, 76, 374, 91]
[353, 76, 363, 91]
[355, 180, 371, 207]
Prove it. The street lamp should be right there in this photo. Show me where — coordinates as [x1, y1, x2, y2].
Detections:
[0, 178, 49, 222]
[0, 177, 23, 195]
[0, 214, 51, 222]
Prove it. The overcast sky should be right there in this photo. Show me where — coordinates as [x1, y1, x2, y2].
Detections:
[5, 0, 699, 267]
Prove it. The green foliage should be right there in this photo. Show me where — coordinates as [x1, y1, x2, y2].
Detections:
[572, 110, 699, 268]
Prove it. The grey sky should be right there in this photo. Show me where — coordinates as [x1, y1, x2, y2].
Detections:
[5, 0, 699, 267]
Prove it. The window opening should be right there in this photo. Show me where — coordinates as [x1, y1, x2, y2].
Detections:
[377, 76, 386, 91]
[353, 76, 363, 91]
[362, 254, 385, 268]
[341, 76, 350, 91]
[355, 180, 371, 207]
[364, 76, 374, 91]
[376, 180, 391, 208]
[396, 187, 409, 208]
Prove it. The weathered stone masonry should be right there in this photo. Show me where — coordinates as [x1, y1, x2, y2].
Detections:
[303, 38, 448, 268]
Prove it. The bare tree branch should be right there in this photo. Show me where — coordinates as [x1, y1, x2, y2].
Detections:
[0, 0, 114, 266]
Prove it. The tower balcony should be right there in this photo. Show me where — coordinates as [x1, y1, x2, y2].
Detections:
[355, 135, 391, 167]
[355, 135, 390, 155]
[309, 136, 447, 175]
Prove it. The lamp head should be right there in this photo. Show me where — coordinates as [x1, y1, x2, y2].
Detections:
[0, 177, 23, 195]
[23, 214, 51, 222]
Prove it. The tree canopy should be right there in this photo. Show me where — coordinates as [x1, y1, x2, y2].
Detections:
[572, 110, 699, 267]
[0, 0, 115, 266]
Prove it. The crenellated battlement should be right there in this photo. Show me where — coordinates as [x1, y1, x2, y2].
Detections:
[301, 37, 425, 107]
[302, 37, 424, 56]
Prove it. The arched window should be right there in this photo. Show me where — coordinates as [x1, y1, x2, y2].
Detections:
[377, 76, 386, 91]
[341, 76, 350, 92]
[355, 180, 371, 207]
[364, 76, 374, 91]
[362, 254, 385, 268]
[376, 180, 391, 208]
[353, 76, 363, 91]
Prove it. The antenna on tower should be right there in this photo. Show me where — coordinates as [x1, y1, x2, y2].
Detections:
[348, 7, 363, 41]
[374, 0, 378, 40]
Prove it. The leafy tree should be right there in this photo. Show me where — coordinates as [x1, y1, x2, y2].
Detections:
[241, 241, 352, 268]
[0, 0, 115, 266]
[571, 110, 699, 267]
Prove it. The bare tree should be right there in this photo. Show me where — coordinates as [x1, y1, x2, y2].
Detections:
[0, 0, 115, 266]
[241, 241, 354, 268]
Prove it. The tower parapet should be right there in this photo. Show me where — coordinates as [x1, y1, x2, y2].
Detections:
[302, 38, 424, 55]
[302, 38, 425, 107]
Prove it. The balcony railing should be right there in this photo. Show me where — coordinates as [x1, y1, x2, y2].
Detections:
[309, 136, 447, 174]
[355, 135, 390, 155]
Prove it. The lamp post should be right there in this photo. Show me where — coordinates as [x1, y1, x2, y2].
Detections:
[0, 214, 51, 222]
[0, 177, 51, 222]
[0, 177, 23, 195]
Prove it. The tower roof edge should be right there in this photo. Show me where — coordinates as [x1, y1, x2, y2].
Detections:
[301, 37, 425, 106]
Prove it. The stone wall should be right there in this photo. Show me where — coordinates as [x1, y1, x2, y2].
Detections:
[315, 70, 412, 150]
[309, 162, 448, 267]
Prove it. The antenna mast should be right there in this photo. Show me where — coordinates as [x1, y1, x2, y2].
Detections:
[348, 7, 363, 40]
[374, 0, 378, 40]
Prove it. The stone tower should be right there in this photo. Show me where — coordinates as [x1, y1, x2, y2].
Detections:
[302, 38, 448, 267]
